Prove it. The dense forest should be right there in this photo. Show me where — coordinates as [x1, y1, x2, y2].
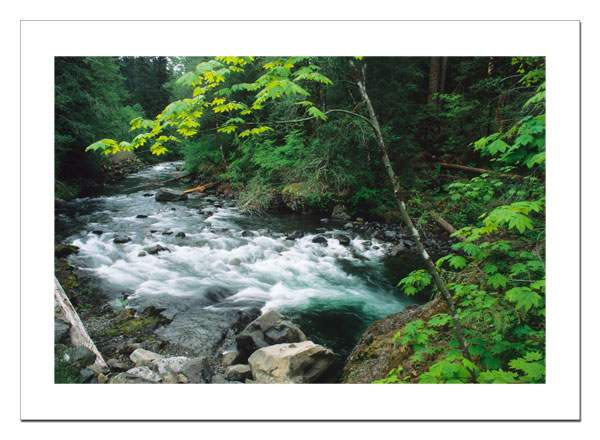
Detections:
[55, 55, 545, 384]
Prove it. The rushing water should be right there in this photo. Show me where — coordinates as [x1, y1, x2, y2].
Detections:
[56, 162, 425, 364]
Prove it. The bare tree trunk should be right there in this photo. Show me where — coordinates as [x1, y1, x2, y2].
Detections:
[348, 58, 472, 362]
[440, 57, 448, 95]
[216, 124, 228, 167]
[430, 211, 466, 242]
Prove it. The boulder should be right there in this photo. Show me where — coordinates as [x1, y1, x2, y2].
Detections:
[136, 214, 149, 219]
[180, 357, 211, 384]
[107, 358, 130, 371]
[126, 366, 162, 383]
[61, 346, 96, 370]
[129, 348, 163, 367]
[311, 236, 327, 245]
[343, 222, 354, 230]
[176, 232, 186, 238]
[144, 244, 171, 255]
[331, 204, 351, 221]
[152, 356, 189, 375]
[334, 234, 351, 246]
[236, 309, 307, 359]
[54, 317, 70, 344]
[285, 230, 304, 241]
[248, 341, 334, 384]
[155, 188, 188, 202]
[225, 364, 253, 382]
[113, 235, 132, 244]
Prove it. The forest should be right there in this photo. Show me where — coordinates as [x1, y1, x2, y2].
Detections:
[54, 55, 545, 384]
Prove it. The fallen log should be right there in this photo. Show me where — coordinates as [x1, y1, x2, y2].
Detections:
[435, 162, 524, 179]
[429, 211, 466, 242]
[183, 181, 218, 195]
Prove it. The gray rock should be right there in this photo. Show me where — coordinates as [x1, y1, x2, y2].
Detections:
[144, 244, 171, 255]
[113, 235, 132, 244]
[62, 346, 96, 370]
[285, 230, 304, 241]
[126, 366, 162, 383]
[54, 317, 70, 344]
[331, 204, 351, 221]
[78, 368, 96, 382]
[129, 348, 163, 367]
[211, 374, 228, 384]
[176, 232, 186, 238]
[138, 251, 147, 257]
[384, 230, 397, 240]
[107, 358, 130, 371]
[225, 364, 252, 382]
[109, 372, 154, 384]
[236, 310, 307, 359]
[181, 357, 211, 383]
[136, 214, 149, 218]
[155, 188, 188, 202]
[248, 341, 334, 384]
[320, 218, 329, 224]
[152, 356, 189, 375]
[343, 222, 354, 230]
[334, 234, 351, 246]
[311, 236, 327, 245]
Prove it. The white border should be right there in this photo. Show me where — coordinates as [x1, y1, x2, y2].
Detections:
[20, 20, 579, 421]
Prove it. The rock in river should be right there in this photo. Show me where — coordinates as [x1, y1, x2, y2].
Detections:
[155, 188, 188, 202]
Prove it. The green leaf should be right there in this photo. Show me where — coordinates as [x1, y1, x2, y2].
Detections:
[486, 273, 508, 289]
[449, 255, 467, 269]
[505, 287, 541, 312]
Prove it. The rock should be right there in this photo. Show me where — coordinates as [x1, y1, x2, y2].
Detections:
[221, 349, 242, 366]
[92, 230, 103, 235]
[241, 230, 254, 238]
[211, 374, 228, 384]
[126, 366, 162, 383]
[152, 356, 189, 375]
[55, 243, 79, 258]
[248, 341, 334, 384]
[144, 244, 171, 255]
[225, 364, 252, 382]
[334, 234, 351, 246]
[281, 182, 309, 211]
[285, 230, 304, 241]
[342, 295, 448, 384]
[331, 204, 351, 221]
[236, 309, 307, 359]
[162, 231, 173, 235]
[113, 235, 132, 244]
[143, 193, 154, 197]
[107, 358, 130, 371]
[181, 357, 211, 384]
[136, 214, 149, 219]
[129, 348, 163, 367]
[320, 218, 329, 224]
[97, 373, 108, 384]
[384, 230, 397, 241]
[78, 368, 96, 383]
[61, 346, 96, 370]
[311, 236, 327, 245]
[155, 188, 188, 202]
[138, 251, 147, 257]
[387, 242, 406, 256]
[355, 217, 365, 224]
[55, 317, 70, 344]
[109, 372, 154, 384]
[176, 232, 186, 238]
[343, 222, 354, 230]
[55, 198, 67, 210]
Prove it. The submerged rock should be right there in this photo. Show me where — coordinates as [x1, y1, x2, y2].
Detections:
[248, 341, 334, 384]
[334, 234, 351, 246]
[155, 188, 188, 202]
[144, 244, 171, 255]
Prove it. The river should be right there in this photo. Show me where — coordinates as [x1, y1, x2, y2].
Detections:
[55, 161, 426, 377]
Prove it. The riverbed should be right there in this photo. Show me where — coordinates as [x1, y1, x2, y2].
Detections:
[55, 162, 426, 376]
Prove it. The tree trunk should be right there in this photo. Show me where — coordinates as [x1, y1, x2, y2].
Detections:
[216, 124, 228, 167]
[428, 57, 442, 103]
[348, 58, 472, 363]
